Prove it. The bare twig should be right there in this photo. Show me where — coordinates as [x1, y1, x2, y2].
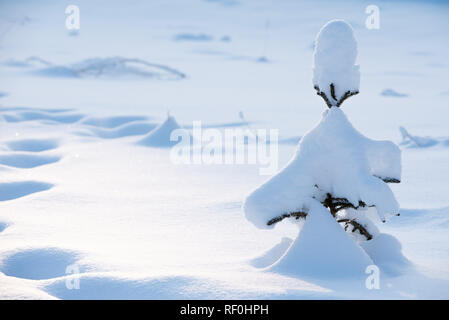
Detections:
[375, 175, 400, 183]
[314, 84, 358, 108]
[267, 211, 307, 226]
[322, 193, 372, 216]
[337, 218, 373, 240]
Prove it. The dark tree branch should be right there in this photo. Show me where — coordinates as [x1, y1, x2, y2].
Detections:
[337, 218, 373, 240]
[330, 83, 337, 101]
[336, 90, 359, 107]
[322, 193, 372, 217]
[266, 207, 374, 241]
[267, 211, 307, 226]
[375, 175, 400, 183]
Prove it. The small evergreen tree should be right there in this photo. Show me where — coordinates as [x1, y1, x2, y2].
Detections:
[243, 20, 402, 277]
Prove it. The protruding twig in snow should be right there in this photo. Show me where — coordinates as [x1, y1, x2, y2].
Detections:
[376, 176, 400, 183]
[321, 193, 372, 217]
[314, 84, 359, 108]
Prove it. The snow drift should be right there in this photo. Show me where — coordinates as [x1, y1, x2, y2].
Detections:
[6, 56, 186, 80]
[138, 115, 184, 148]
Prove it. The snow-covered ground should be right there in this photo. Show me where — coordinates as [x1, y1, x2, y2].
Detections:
[1, 0, 448, 299]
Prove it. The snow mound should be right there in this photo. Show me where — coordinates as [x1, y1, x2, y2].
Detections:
[78, 121, 157, 139]
[9, 57, 186, 80]
[6, 139, 59, 152]
[82, 116, 149, 128]
[0, 221, 9, 233]
[44, 274, 204, 299]
[313, 20, 360, 103]
[3, 56, 51, 68]
[250, 237, 293, 269]
[138, 116, 184, 148]
[269, 201, 373, 278]
[2, 110, 84, 124]
[244, 107, 401, 230]
[381, 89, 409, 98]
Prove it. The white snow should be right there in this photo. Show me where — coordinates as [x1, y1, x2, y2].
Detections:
[1, 0, 449, 300]
[6, 57, 186, 80]
[313, 20, 360, 104]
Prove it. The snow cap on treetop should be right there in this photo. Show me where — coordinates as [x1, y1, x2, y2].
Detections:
[313, 20, 360, 106]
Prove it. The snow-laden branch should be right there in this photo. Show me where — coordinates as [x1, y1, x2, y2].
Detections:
[243, 107, 401, 230]
[314, 84, 359, 108]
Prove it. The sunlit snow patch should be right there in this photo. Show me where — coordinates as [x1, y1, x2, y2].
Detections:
[3, 56, 51, 68]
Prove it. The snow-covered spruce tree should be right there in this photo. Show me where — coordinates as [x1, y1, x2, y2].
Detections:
[243, 20, 401, 278]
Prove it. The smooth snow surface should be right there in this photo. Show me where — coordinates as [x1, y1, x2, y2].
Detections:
[1, 0, 449, 300]
[399, 126, 448, 148]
